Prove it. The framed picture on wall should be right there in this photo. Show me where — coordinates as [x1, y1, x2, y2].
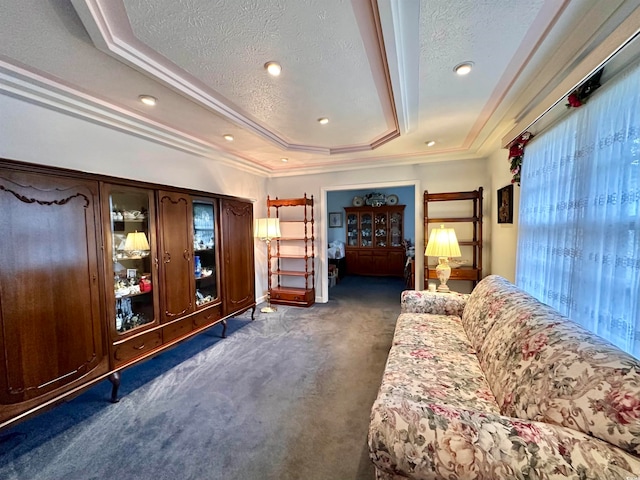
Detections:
[497, 184, 514, 224]
[329, 212, 343, 228]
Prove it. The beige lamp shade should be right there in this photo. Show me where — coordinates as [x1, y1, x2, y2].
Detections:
[124, 231, 150, 252]
[425, 225, 461, 258]
[254, 218, 281, 241]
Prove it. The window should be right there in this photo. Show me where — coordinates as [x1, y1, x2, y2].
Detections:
[516, 60, 640, 358]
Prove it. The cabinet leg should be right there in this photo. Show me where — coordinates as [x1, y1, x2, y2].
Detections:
[221, 319, 228, 338]
[251, 305, 256, 321]
[108, 371, 121, 403]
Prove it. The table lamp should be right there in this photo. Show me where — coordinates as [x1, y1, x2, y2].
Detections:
[425, 225, 461, 293]
[123, 231, 150, 257]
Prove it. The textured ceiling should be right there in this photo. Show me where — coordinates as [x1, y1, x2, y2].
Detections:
[1, 0, 638, 175]
[123, 0, 388, 147]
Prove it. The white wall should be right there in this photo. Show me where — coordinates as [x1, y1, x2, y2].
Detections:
[268, 159, 491, 300]
[487, 139, 519, 282]
[1, 91, 503, 305]
[0, 94, 265, 198]
[0, 93, 269, 301]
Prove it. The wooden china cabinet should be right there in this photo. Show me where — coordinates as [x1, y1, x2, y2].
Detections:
[344, 205, 405, 277]
[0, 159, 255, 428]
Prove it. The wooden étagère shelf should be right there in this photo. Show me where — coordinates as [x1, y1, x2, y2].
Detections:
[424, 188, 483, 289]
[267, 194, 315, 307]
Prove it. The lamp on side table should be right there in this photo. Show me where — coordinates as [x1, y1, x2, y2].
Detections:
[425, 225, 461, 293]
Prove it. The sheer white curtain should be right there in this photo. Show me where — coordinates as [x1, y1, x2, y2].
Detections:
[516, 61, 640, 358]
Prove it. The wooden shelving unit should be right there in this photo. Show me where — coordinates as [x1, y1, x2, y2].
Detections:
[267, 194, 315, 307]
[424, 188, 483, 290]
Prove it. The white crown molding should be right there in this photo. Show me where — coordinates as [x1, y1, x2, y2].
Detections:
[70, 0, 400, 155]
[265, 146, 484, 178]
[0, 58, 481, 179]
[501, 4, 640, 146]
[376, 0, 420, 135]
[0, 59, 271, 177]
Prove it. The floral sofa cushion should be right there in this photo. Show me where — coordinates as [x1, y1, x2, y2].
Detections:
[393, 313, 475, 354]
[401, 290, 468, 317]
[388, 311, 494, 411]
[460, 275, 509, 353]
[370, 395, 640, 479]
[474, 276, 640, 457]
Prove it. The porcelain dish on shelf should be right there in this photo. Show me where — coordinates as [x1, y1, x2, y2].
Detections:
[386, 194, 399, 205]
[352, 196, 364, 207]
[123, 210, 144, 220]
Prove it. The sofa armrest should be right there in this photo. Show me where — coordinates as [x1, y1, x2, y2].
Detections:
[368, 396, 640, 479]
[400, 290, 468, 317]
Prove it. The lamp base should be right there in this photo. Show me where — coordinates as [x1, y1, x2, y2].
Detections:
[435, 257, 452, 293]
[261, 291, 277, 313]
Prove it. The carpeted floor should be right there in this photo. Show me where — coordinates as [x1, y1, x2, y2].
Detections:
[0, 276, 405, 480]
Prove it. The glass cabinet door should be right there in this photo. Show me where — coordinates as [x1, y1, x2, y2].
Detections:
[374, 212, 387, 247]
[360, 213, 372, 247]
[390, 211, 403, 247]
[193, 199, 219, 308]
[106, 186, 158, 335]
[347, 213, 358, 246]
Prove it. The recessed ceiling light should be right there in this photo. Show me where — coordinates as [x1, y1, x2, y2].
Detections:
[426, 140, 436, 147]
[138, 95, 157, 106]
[454, 62, 474, 76]
[317, 117, 329, 125]
[264, 61, 282, 76]
[223, 134, 234, 142]
[281, 158, 289, 163]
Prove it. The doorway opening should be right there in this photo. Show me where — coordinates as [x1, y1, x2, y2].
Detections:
[319, 180, 421, 303]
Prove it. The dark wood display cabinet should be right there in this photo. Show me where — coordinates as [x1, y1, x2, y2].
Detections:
[0, 159, 255, 429]
[344, 205, 405, 277]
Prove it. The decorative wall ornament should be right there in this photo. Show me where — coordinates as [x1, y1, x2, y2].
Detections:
[566, 68, 603, 108]
[364, 192, 386, 207]
[497, 184, 514, 224]
[329, 212, 342, 228]
[508, 131, 533, 186]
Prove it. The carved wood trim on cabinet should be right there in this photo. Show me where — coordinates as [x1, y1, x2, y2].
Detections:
[158, 191, 195, 322]
[0, 170, 107, 411]
[220, 199, 256, 316]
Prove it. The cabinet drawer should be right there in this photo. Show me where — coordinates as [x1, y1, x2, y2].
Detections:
[271, 287, 314, 307]
[192, 304, 222, 329]
[163, 316, 193, 344]
[427, 267, 480, 281]
[112, 330, 162, 367]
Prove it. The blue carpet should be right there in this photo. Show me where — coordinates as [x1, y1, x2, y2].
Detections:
[0, 276, 405, 480]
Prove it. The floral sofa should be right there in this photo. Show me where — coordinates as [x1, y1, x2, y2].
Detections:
[368, 275, 640, 479]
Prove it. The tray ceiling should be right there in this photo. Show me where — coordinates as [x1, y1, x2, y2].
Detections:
[0, 0, 638, 175]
